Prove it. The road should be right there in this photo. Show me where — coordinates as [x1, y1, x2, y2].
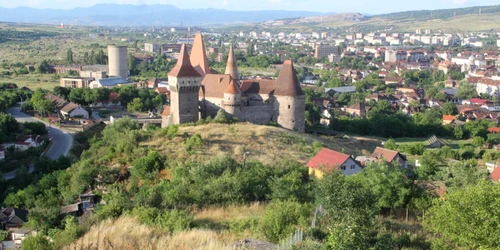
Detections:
[2, 107, 74, 180]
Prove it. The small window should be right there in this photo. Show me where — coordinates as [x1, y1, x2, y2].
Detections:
[341, 166, 346, 170]
[350, 165, 355, 169]
[288, 105, 291, 109]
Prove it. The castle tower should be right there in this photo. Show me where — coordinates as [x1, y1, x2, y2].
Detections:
[167, 44, 202, 124]
[225, 45, 239, 81]
[223, 78, 241, 118]
[274, 60, 305, 132]
[190, 32, 210, 76]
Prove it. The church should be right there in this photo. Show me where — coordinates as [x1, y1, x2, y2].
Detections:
[162, 33, 306, 132]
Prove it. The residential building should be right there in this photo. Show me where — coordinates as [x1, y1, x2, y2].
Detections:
[314, 45, 342, 58]
[0, 208, 28, 231]
[371, 147, 407, 168]
[89, 77, 135, 89]
[306, 148, 363, 178]
[60, 77, 93, 88]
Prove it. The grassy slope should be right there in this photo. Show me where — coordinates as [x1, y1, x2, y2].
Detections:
[272, 13, 500, 32]
[144, 122, 382, 165]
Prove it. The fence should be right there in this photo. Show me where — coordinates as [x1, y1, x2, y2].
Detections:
[276, 228, 303, 250]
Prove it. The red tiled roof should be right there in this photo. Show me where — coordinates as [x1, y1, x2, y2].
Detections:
[306, 148, 351, 172]
[488, 127, 500, 133]
[442, 115, 455, 121]
[168, 43, 201, 78]
[224, 78, 241, 94]
[201, 74, 233, 98]
[161, 106, 171, 116]
[274, 60, 305, 97]
[491, 166, 500, 182]
[190, 33, 210, 76]
[155, 87, 169, 94]
[470, 98, 488, 104]
[225, 45, 239, 81]
[371, 147, 406, 163]
[240, 79, 276, 96]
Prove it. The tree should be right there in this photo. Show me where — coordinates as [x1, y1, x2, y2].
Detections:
[131, 151, 163, 180]
[66, 49, 73, 64]
[259, 200, 310, 242]
[384, 138, 397, 150]
[357, 163, 412, 211]
[454, 126, 464, 139]
[21, 234, 54, 250]
[441, 102, 458, 115]
[424, 181, 500, 249]
[127, 97, 143, 112]
[316, 172, 377, 249]
[53, 86, 70, 99]
[35, 60, 50, 74]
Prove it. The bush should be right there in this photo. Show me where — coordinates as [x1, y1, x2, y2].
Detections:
[185, 133, 202, 154]
[399, 143, 425, 155]
[259, 200, 311, 243]
[131, 206, 193, 232]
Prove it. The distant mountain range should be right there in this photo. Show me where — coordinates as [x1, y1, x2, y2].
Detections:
[0, 4, 329, 26]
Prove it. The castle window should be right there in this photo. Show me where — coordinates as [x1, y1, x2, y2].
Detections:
[288, 105, 291, 109]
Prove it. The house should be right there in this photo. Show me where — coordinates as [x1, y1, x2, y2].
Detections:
[0, 208, 28, 230]
[325, 86, 356, 96]
[345, 103, 366, 118]
[488, 127, 500, 133]
[442, 115, 456, 125]
[11, 228, 31, 245]
[60, 103, 89, 119]
[491, 166, 500, 182]
[371, 147, 407, 168]
[306, 148, 363, 178]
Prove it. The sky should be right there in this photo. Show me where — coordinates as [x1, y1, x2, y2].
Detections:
[0, 0, 498, 14]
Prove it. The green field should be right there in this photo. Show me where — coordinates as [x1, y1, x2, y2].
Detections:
[0, 73, 59, 90]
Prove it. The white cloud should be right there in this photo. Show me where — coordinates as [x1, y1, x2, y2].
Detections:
[451, 0, 468, 4]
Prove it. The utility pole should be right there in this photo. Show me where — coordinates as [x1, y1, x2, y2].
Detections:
[243, 151, 250, 168]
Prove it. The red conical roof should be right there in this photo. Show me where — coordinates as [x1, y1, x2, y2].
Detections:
[168, 43, 201, 78]
[190, 33, 210, 76]
[225, 45, 239, 81]
[224, 77, 241, 94]
[274, 60, 304, 97]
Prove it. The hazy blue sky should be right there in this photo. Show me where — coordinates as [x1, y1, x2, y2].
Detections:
[0, 0, 498, 14]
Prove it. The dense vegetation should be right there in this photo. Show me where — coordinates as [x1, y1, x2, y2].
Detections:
[0, 117, 494, 249]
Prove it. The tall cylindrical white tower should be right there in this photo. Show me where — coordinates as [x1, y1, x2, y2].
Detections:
[107, 45, 128, 79]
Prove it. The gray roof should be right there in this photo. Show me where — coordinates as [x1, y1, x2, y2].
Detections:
[325, 86, 356, 93]
[95, 77, 130, 87]
[441, 88, 459, 97]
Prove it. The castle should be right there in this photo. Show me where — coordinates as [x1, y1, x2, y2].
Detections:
[162, 33, 306, 132]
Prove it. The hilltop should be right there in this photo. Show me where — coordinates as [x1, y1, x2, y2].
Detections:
[260, 4, 500, 32]
[143, 122, 381, 165]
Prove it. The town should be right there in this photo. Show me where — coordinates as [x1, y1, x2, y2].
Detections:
[1, 2, 500, 250]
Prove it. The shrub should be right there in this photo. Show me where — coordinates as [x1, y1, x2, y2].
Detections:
[185, 133, 202, 154]
[259, 200, 311, 242]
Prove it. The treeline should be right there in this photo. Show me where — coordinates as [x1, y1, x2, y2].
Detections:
[0, 30, 57, 43]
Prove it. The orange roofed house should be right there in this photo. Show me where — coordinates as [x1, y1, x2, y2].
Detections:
[306, 148, 363, 178]
[161, 33, 305, 132]
[371, 147, 407, 168]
